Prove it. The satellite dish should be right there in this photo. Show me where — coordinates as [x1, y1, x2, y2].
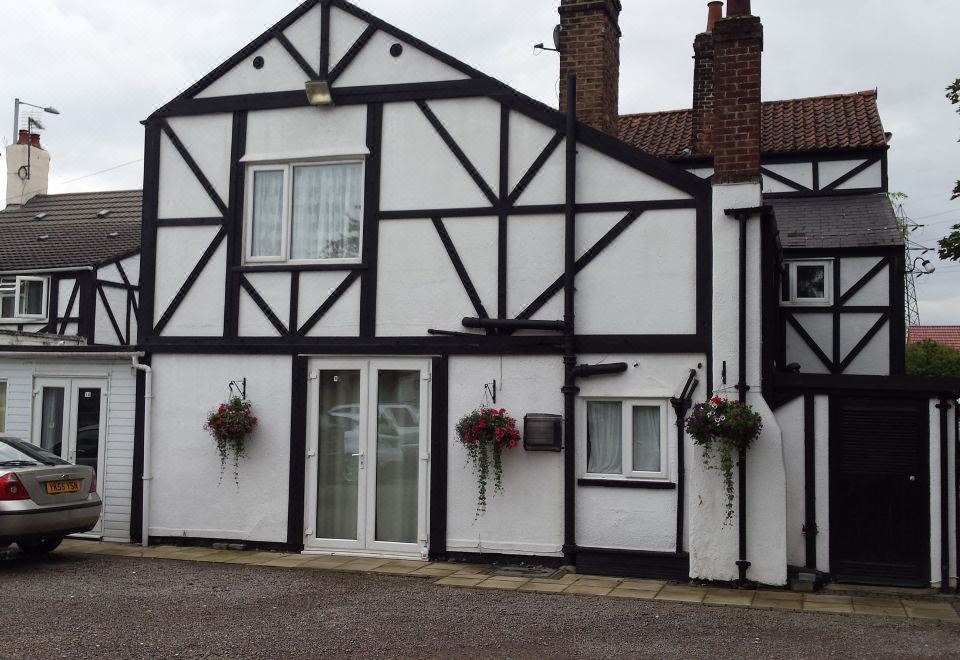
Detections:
[553, 24, 562, 51]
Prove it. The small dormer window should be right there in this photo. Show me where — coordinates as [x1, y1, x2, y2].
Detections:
[781, 260, 832, 306]
[0, 276, 49, 322]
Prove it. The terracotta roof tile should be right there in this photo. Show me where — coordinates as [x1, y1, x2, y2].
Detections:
[908, 326, 960, 351]
[618, 90, 887, 159]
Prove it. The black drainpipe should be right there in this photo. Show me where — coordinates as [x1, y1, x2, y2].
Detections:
[670, 369, 699, 554]
[734, 210, 752, 586]
[955, 401, 959, 594]
[939, 397, 950, 594]
[562, 74, 579, 566]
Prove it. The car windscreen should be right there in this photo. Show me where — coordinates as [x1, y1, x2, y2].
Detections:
[0, 438, 69, 466]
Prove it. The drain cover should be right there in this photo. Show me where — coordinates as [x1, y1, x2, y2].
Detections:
[491, 565, 560, 578]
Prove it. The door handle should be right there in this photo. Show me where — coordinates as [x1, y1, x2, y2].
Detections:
[351, 452, 364, 458]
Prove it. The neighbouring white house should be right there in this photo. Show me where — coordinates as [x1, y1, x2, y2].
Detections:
[124, 0, 958, 590]
[0, 130, 143, 543]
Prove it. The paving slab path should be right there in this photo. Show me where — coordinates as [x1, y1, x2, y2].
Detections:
[1, 541, 958, 659]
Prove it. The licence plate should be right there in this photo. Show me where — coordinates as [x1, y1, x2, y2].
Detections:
[45, 480, 81, 495]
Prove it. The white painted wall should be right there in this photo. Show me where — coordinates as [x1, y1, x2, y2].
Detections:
[245, 106, 367, 163]
[692, 180, 787, 586]
[446, 356, 564, 556]
[149, 354, 292, 543]
[762, 162, 814, 193]
[576, 353, 706, 553]
[195, 38, 310, 99]
[929, 399, 959, 589]
[778, 396, 806, 567]
[0, 356, 137, 542]
[153, 225, 225, 336]
[239, 272, 291, 337]
[334, 30, 469, 88]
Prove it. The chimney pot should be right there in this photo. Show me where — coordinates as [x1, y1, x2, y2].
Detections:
[29, 133, 42, 149]
[706, 1, 723, 32]
[17, 130, 29, 146]
[726, 0, 751, 17]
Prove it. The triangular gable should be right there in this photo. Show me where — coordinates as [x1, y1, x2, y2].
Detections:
[151, 0, 707, 203]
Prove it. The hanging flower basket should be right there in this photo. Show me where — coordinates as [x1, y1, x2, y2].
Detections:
[455, 407, 521, 517]
[685, 396, 762, 523]
[204, 396, 258, 486]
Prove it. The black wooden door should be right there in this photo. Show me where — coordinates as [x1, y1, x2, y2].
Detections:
[830, 397, 929, 586]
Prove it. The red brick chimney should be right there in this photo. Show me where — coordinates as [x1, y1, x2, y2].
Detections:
[692, 2, 723, 156]
[711, 0, 763, 183]
[558, 0, 622, 135]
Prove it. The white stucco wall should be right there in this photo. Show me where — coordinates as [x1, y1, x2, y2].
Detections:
[446, 356, 564, 556]
[149, 354, 292, 543]
[778, 396, 806, 567]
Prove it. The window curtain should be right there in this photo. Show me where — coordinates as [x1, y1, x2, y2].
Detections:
[290, 163, 362, 260]
[632, 406, 661, 472]
[587, 401, 622, 474]
[251, 170, 284, 257]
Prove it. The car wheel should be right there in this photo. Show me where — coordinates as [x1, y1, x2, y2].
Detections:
[17, 535, 64, 556]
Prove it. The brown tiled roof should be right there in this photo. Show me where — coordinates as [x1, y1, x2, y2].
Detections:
[908, 326, 960, 351]
[618, 90, 887, 159]
[0, 190, 141, 271]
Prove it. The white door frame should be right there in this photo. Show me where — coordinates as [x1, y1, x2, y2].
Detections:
[304, 357, 431, 559]
[32, 376, 108, 535]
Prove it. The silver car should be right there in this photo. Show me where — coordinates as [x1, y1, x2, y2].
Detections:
[0, 436, 102, 555]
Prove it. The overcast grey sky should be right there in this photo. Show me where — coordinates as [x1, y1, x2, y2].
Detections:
[3, 0, 958, 323]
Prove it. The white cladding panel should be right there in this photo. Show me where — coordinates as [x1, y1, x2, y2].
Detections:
[58, 278, 77, 316]
[428, 98, 502, 194]
[158, 134, 221, 219]
[576, 354, 706, 552]
[245, 106, 367, 162]
[154, 226, 226, 336]
[507, 214, 564, 319]
[168, 114, 234, 204]
[380, 102, 491, 211]
[239, 272, 291, 337]
[149, 355, 292, 542]
[508, 111, 558, 195]
[785, 322, 831, 374]
[446, 356, 564, 556]
[443, 216, 499, 315]
[762, 161, 814, 193]
[282, 3, 323, 74]
[778, 397, 806, 567]
[818, 159, 882, 190]
[195, 39, 309, 99]
[95, 285, 128, 345]
[120, 254, 141, 286]
[843, 323, 889, 374]
[298, 271, 360, 337]
[576, 209, 697, 335]
[835, 161, 882, 191]
[841, 258, 888, 306]
[328, 7, 368, 69]
[333, 30, 469, 88]
[814, 395, 830, 572]
[376, 219, 484, 336]
[97, 263, 123, 285]
[0, 357, 137, 542]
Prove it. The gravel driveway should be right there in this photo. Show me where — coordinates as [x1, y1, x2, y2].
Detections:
[1, 550, 958, 659]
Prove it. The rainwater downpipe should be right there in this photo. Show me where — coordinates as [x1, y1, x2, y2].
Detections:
[562, 73, 579, 565]
[131, 355, 153, 548]
[734, 210, 752, 585]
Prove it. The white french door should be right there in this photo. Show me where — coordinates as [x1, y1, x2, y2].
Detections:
[32, 377, 108, 535]
[304, 358, 430, 558]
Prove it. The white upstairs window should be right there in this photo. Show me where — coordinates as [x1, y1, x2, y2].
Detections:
[781, 260, 832, 305]
[0, 276, 48, 322]
[583, 398, 669, 481]
[245, 161, 364, 264]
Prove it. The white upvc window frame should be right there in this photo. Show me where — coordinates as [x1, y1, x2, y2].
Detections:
[580, 397, 670, 482]
[0, 275, 49, 323]
[781, 259, 833, 306]
[243, 158, 365, 266]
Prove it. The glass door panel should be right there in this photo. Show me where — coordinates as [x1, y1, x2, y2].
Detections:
[316, 370, 362, 541]
[374, 370, 420, 544]
[74, 388, 102, 471]
[38, 387, 66, 455]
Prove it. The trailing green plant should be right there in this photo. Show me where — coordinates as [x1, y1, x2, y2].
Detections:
[455, 407, 520, 517]
[204, 396, 258, 486]
[685, 396, 762, 523]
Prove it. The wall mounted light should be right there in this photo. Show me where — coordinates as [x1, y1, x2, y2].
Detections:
[523, 413, 562, 452]
[305, 80, 333, 106]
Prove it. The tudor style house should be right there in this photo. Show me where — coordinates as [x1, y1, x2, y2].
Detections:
[135, 0, 957, 590]
[0, 130, 143, 543]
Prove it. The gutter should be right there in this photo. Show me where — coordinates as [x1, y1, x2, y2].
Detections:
[131, 355, 153, 548]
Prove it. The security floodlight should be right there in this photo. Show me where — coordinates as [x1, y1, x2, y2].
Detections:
[305, 80, 333, 106]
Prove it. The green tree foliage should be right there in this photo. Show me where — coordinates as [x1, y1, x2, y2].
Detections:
[906, 339, 960, 378]
[938, 79, 960, 260]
